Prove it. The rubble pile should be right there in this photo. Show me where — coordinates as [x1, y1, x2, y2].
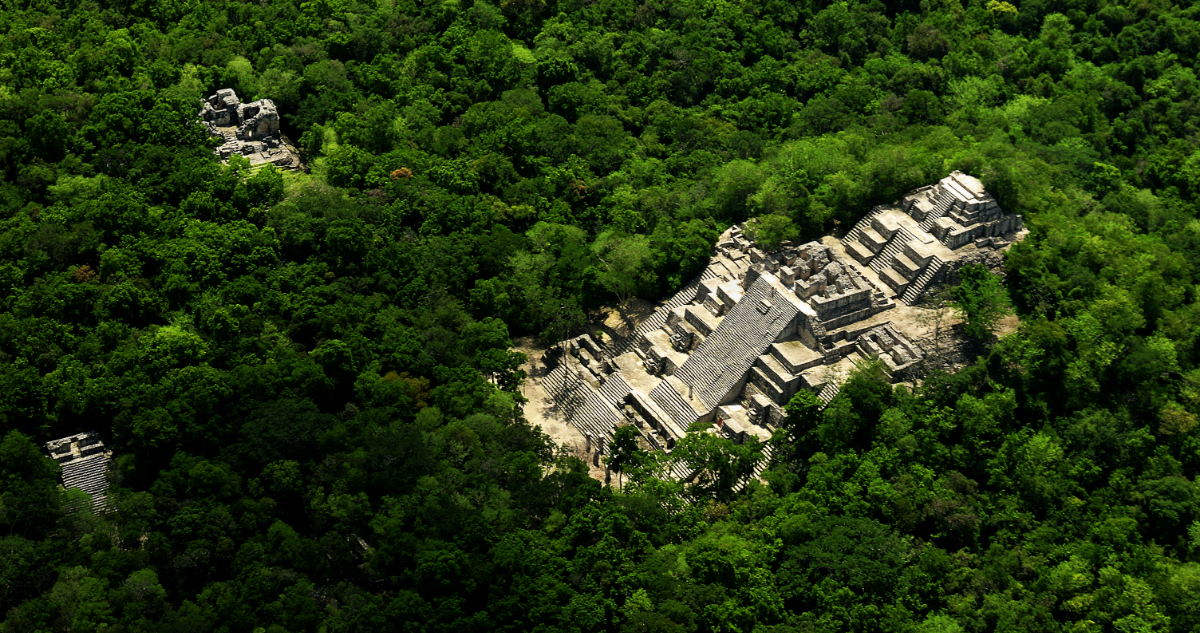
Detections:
[199, 88, 301, 170]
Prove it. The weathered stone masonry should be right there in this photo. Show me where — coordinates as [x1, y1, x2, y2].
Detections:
[539, 173, 1025, 475]
[199, 88, 302, 170]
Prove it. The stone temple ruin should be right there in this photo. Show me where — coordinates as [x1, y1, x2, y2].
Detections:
[45, 432, 113, 512]
[199, 89, 302, 169]
[539, 172, 1023, 475]
[841, 171, 1025, 299]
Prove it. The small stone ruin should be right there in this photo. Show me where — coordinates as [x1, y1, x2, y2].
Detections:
[538, 172, 1026, 479]
[199, 88, 302, 170]
[45, 432, 113, 512]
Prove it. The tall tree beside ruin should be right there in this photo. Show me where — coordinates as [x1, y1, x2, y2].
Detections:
[950, 264, 1013, 340]
[591, 231, 656, 315]
[772, 389, 823, 475]
[745, 214, 799, 251]
[916, 285, 953, 357]
[670, 422, 765, 502]
[604, 424, 644, 490]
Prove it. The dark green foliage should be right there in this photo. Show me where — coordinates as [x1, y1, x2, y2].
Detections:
[0, 432, 62, 540]
[950, 263, 1014, 339]
[604, 424, 644, 490]
[3, 0, 1200, 631]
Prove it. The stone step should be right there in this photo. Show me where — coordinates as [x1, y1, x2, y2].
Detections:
[893, 252, 923, 280]
[870, 242, 905, 273]
[749, 366, 786, 403]
[919, 196, 954, 232]
[869, 227, 918, 273]
[64, 474, 106, 490]
[845, 240, 875, 265]
[597, 374, 633, 407]
[817, 382, 841, 407]
[879, 266, 911, 294]
[755, 353, 795, 387]
[840, 205, 887, 248]
[568, 389, 621, 442]
[648, 382, 699, 430]
[859, 227, 889, 252]
[900, 257, 944, 305]
[605, 268, 715, 357]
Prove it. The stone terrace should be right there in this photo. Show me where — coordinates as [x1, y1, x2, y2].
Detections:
[535, 173, 1025, 478]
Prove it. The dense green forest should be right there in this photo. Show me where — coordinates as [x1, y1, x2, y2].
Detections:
[2, 0, 1200, 630]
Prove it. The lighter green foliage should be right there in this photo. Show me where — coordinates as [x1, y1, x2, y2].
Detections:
[918, 614, 966, 632]
[591, 230, 656, 309]
[772, 136, 855, 192]
[1145, 64, 1197, 101]
[996, 94, 1050, 133]
[1065, 312, 1123, 398]
[948, 75, 1005, 110]
[226, 56, 258, 96]
[745, 214, 798, 251]
[47, 174, 109, 206]
[511, 43, 536, 64]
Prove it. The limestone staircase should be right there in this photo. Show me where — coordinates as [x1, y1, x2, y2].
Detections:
[62, 455, 111, 512]
[899, 256, 944, 305]
[869, 227, 918, 274]
[748, 345, 807, 406]
[841, 205, 888, 247]
[596, 373, 633, 407]
[541, 363, 570, 399]
[676, 311, 777, 408]
[541, 365, 621, 442]
[817, 381, 841, 406]
[918, 190, 954, 232]
[604, 267, 718, 358]
[729, 443, 775, 493]
[750, 444, 775, 479]
[648, 382, 700, 429]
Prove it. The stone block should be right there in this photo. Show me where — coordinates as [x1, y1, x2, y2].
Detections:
[236, 99, 280, 141]
[846, 240, 874, 264]
[893, 253, 922, 280]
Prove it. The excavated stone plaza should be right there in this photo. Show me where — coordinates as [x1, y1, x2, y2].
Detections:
[535, 172, 1025, 471]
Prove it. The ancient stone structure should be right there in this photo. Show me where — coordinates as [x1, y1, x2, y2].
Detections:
[45, 432, 113, 512]
[540, 173, 1024, 475]
[199, 89, 302, 170]
[841, 171, 1022, 305]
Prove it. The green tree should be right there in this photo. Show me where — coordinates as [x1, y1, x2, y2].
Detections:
[592, 231, 656, 315]
[745, 214, 799, 251]
[669, 422, 764, 502]
[773, 389, 822, 469]
[950, 264, 1013, 340]
[604, 424, 644, 490]
[0, 432, 62, 539]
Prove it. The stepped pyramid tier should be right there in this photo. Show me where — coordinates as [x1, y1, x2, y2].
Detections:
[539, 173, 1025, 482]
[840, 170, 1024, 306]
[198, 88, 303, 170]
[45, 432, 113, 513]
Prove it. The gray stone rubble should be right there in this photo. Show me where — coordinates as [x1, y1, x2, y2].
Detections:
[199, 88, 302, 170]
[540, 173, 1026, 477]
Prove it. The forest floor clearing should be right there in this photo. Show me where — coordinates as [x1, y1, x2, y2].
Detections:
[514, 336, 609, 480]
[592, 299, 656, 340]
